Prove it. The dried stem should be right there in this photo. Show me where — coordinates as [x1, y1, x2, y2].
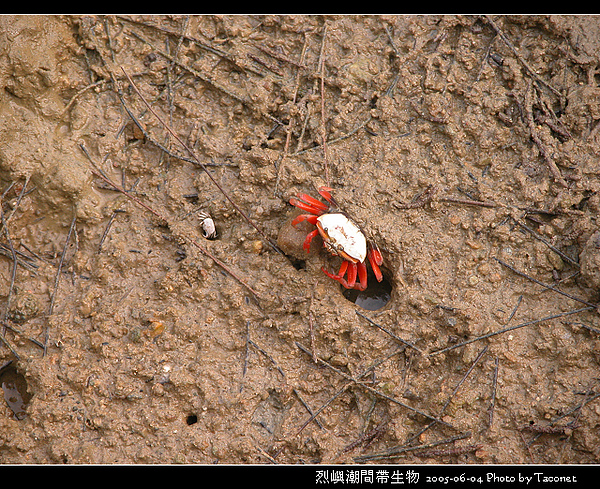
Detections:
[356, 310, 423, 354]
[493, 257, 595, 308]
[318, 23, 330, 186]
[296, 341, 454, 428]
[429, 306, 594, 357]
[44, 213, 77, 356]
[354, 432, 472, 462]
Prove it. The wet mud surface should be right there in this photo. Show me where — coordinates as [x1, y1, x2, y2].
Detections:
[1, 15, 600, 464]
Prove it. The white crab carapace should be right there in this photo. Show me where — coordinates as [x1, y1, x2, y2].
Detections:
[316, 213, 367, 263]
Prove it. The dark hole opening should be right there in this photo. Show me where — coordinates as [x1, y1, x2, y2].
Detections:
[290, 258, 306, 270]
[186, 414, 198, 425]
[0, 361, 31, 421]
[341, 268, 393, 311]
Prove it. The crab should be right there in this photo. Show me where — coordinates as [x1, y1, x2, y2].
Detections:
[289, 186, 383, 291]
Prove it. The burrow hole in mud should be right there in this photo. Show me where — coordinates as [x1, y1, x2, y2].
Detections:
[341, 267, 393, 311]
[186, 414, 198, 425]
[0, 361, 31, 420]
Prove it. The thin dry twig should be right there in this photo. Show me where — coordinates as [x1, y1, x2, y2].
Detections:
[354, 432, 472, 463]
[294, 384, 348, 436]
[557, 383, 598, 461]
[248, 338, 286, 379]
[493, 257, 595, 308]
[1, 321, 44, 350]
[429, 306, 594, 357]
[483, 16, 567, 187]
[438, 195, 496, 208]
[61, 80, 107, 117]
[127, 29, 252, 107]
[44, 213, 77, 356]
[356, 310, 424, 354]
[488, 356, 499, 429]
[97, 209, 125, 253]
[510, 216, 579, 267]
[0, 205, 17, 323]
[308, 289, 317, 363]
[117, 15, 265, 76]
[404, 346, 488, 448]
[293, 116, 373, 156]
[0, 179, 31, 323]
[293, 346, 405, 436]
[343, 417, 389, 453]
[274, 33, 308, 194]
[99, 21, 280, 259]
[415, 443, 483, 459]
[522, 79, 568, 187]
[293, 388, 324, 430]
[506, 295, 523, 324]
[519, 422, 579, 435]
[241, 320, 250, 390]
[318, 23, 330, 186]
[295, 342, 454, 428]
[484, 16, 565, 101]
[48, 214, 77, 318]
[0, 332, 19, 360]
[0, 243, 38, 272]
[440, 346, 488, 416]
[1, 176, 31, 229]
[393, 185, 438, 210]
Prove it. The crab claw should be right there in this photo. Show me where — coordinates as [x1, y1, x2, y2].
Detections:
[317, 186, 334, 203]
[370, 243, 383, 266]
[289, 193, 329, 215]
[291, 214, 319, 227]
[303, 229, 320, 253]
[368, 245, 384, 282]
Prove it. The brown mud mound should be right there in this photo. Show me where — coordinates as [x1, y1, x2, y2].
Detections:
[0, 15, 599, 464]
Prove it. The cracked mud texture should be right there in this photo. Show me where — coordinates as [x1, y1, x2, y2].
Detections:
[1, 15, 600, 464]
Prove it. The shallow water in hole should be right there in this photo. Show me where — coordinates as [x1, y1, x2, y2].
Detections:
[341, 272, 392, 310]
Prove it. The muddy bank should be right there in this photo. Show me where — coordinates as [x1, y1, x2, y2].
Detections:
[0, 15, 599, 464]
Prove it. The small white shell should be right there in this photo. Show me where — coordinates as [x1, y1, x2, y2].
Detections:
[198, 211, 217, 239]
[317, 213, 367, 263]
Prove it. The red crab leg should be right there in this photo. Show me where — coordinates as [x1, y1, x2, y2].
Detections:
[291, 214, 319, 252]
[291, 214, 319, 227]
[317, 186, 334, 204]
[322, 266, 367, 291]
[368, 245, 384, 282]
[321, 260, 347, 282]
[289, 192, 329, 215]
[303, 229, 320, 253]
[370, 243, 383, 265]
[322, 260, 368, 291]
[346, 261, 357, 288]
[299, 192, 330, 211]
[289, 198, 324, 215]
[321, 260, 367, 291]
[337, 260, 349, 278]
[357, 261, 368, 290]
[321, 267, 367, 290]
